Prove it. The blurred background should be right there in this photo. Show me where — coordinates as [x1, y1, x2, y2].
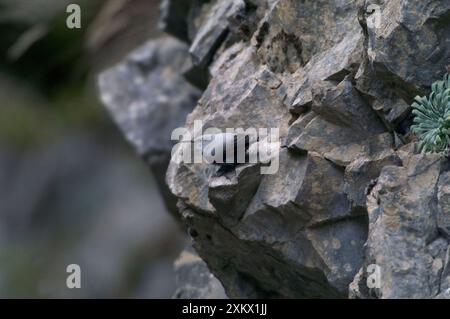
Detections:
[0, 0, 187, 298]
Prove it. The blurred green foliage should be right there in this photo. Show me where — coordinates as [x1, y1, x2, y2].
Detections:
[0, 0, 117, 148]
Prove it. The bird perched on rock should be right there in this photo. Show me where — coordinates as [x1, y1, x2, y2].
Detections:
[195, 132, 254, 176]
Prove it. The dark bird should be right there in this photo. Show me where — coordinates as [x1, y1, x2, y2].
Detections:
[196, 133, 253, 176]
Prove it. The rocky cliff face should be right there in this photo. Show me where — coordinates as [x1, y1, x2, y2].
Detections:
[99, 0, 450, 298]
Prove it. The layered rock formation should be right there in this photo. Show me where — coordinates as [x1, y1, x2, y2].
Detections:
[99, 0, 450, 298]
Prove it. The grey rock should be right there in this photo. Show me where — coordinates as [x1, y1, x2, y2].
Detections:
[311, 79, 385, 135]
[98, 37, 201, 214]
[100, 0, 450, 299]
[178, 199, 344, 298]
[208, 164, 262, 228]
[352, 154, 450, 298]
[184, 46, 291, 133]
[173, 248, 227, 299]
[289, 32, 364, 113]
[344, 142, 401, 208]
[288, 31, 363, 113]
[355, 59, 412, 130]
[165, 0, 397, 299]
[99, 37, 200, 159]
[366, 0, 450, 95]
[159, 0, 193, 42]
[226, 0, 272, 42]
[189, 0, 245, 67]
[170, 142, 368, 297]
[438, 172, 450, 239]
[287, 115, 391, 167]
[254, 0, 364, 71]
[354, 0, 450, 132]
[305, 217, 368, 294]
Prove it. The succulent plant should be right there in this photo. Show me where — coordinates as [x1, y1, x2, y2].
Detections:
[411, 74, 450, 154]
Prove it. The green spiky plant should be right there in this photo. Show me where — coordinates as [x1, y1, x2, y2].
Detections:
[411, 74, 450, 155]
